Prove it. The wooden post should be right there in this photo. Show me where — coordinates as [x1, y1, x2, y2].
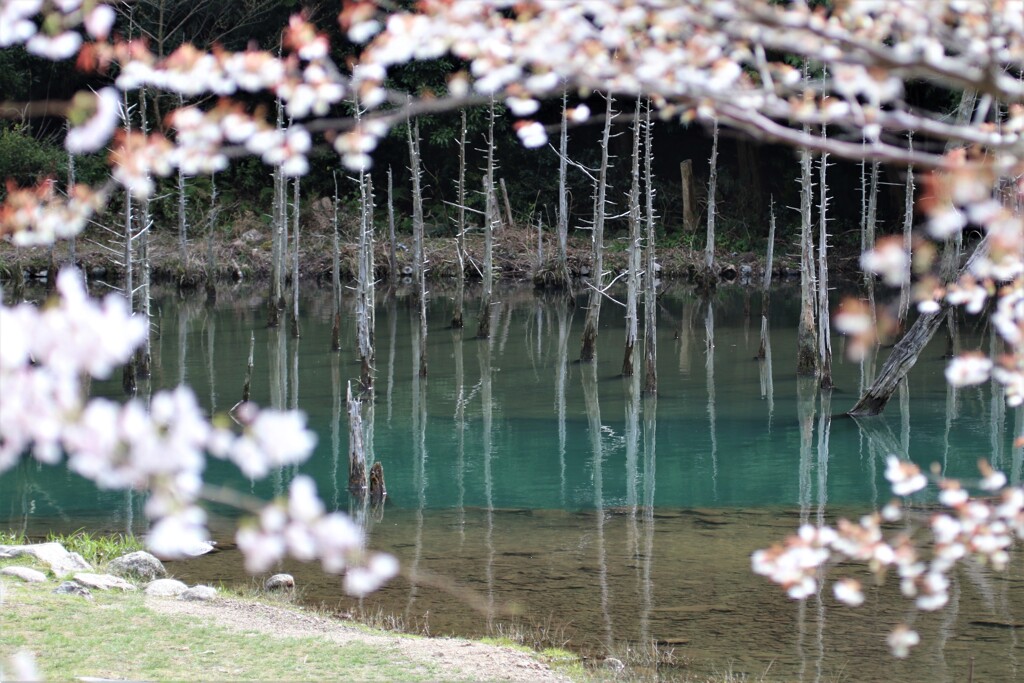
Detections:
[500, 177, 514, 230]
[369, 462, 387, 506]
[679, 160, 697, 235]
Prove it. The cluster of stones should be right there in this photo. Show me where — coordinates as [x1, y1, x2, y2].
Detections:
[0, 543, 285, 602]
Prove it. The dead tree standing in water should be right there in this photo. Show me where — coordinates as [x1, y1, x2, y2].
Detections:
[642, 101, 658, 395]
[331, 171, 342, 351]
[356, 171, 376, 389]
[796, 119, 819, 377]
[290, 176, 301, 338]
[347, 381, 367, 495]
[623, 95, 643, 377]
[407, 117, 428, 376]
[579, 93, 615, 362]
[120, 90, 137, 395]
[477, 99, 498, 340]
[817, 120, 833, 389]
[453, 109, 468, 328]
[699, 119, 720, 291]
[556, 87, 572, 291]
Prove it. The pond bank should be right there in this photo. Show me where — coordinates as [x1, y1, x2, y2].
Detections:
[0, 546, 579, 682]
[0, 223, 829, 290]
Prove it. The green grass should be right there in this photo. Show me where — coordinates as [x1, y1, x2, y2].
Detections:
[0, 581, 441, 681]
[0, 530, 27, 546]
[44, 529, 145, 567]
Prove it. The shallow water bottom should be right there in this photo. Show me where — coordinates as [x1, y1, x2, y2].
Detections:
[143, 505, 1024, 683]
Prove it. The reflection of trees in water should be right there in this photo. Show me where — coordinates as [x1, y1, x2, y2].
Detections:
[581, 360, 612, 652]
[481, 304, 499, 628]
[454, 327, 466, 547]
[639, 394, 657, 646]
[759, 318, 774, 429]
[406, 302, 429, 620]
[705, 300, 718, 501]
[555, 304, 571, 508]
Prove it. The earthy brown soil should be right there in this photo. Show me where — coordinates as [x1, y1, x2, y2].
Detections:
[147, 594, 570, 682]
[0, 209, 814, 291]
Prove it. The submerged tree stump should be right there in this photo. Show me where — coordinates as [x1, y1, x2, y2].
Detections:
[849, 238, 988, 417]
[369, 462, 386, 506]
[347, 382, 366, 495]
[847, 306, 946, 416]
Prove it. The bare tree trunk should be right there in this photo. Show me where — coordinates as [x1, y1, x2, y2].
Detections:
[477, 100, 498, 339]
[267, 160, 283, 328]
[121, 91, 137, 396]
[347, 381, 367, 495]
[557, 89, 571, 290]
[387, 166, 398, 281]
[408, 117, 428, 375]
[357, 171, 376, 388]
[66, 123, 76, 268]
[452, 111, 467, 328]
[623, 95, 642, 377]
[797, 122, 819, 377]
[863, 158, 880, 287]
[642, 101, 658, 394]
[205, 173, 218, 306]
[899, 141, 915, 325]
[849, 239, 988, 416]
[580, 93, 615, 362]
[240, 331, 255, 406]
[331, 171, 342, 351]
[290, 177, 301, 338]
[817, 123, 833, 389]
[176, 99, 188, 273]
[135, 87, 152, 379]
[703, 119, 719, 281]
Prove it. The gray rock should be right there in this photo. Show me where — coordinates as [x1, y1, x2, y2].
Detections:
[108, 551, 166, 581]
[73, 572, 136, 591]
[240, 229, 262, 243]
[264, 573, 295, 591]
[180, 585, 217, 601]
[1, 566, 47, 583]
[0, 542, 92, 577]
[144, 578, 189, 597]
[53, 581, 93, 599]
[603, 657, 625, 672]
[150, 538, 215, 559]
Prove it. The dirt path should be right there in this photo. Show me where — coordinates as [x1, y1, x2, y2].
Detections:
[146, 595, 570, 682]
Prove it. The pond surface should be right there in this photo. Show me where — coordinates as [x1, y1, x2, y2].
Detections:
[3, 280, 1022, 681]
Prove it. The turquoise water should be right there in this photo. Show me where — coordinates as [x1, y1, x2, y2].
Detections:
[3, 281, 1022, 681]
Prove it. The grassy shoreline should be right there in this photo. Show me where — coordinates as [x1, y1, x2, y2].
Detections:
[0, 223, 811, 290]
[0, 545, 583, 681]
